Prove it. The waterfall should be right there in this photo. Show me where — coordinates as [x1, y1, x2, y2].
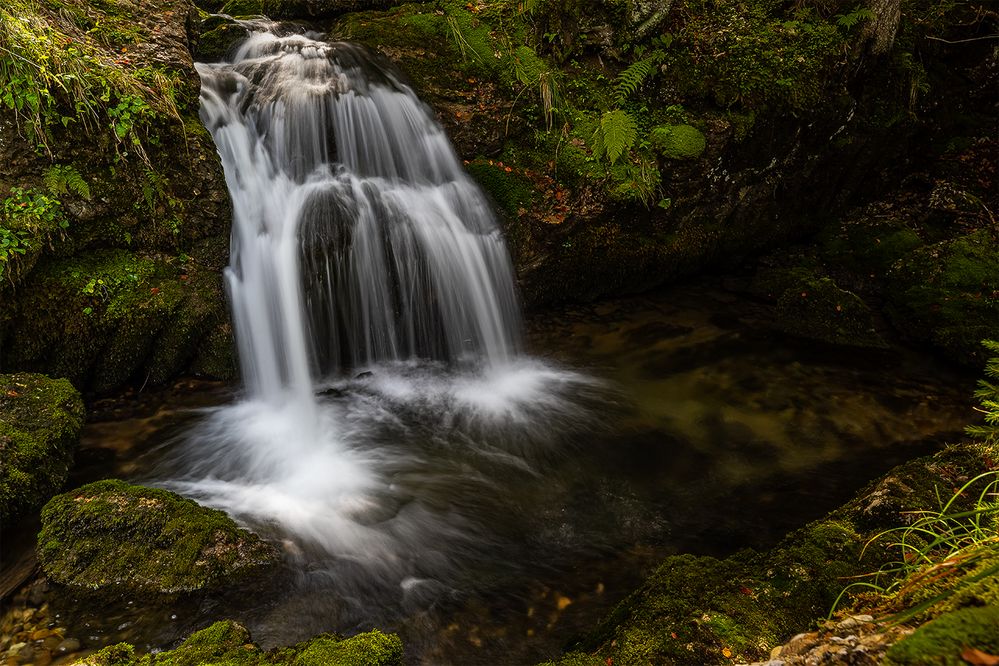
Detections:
[159, 26, 603, 637]
[196, 29, 522, 406]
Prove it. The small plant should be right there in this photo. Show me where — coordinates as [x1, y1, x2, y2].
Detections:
[830, 471, 999, 622]
[43, 164, 92, 200]
[614, 49, 666, 106]
[590, 109, 638, 164]
[0, 186, 68, 279]
[966, 340, 999, 445]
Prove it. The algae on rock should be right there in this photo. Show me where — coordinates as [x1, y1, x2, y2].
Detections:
[0, 373, 84, 524]
[38, 480, 278, 596]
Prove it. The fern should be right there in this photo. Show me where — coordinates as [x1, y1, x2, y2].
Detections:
[591, 109, 638, 164]
[614, 49, 665, 106]
[967, 340, 999, 445]
[43, 164, 91, 200]
[835, 6, 875, 30]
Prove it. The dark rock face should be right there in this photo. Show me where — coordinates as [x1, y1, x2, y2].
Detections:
[37, 480, 278, 596]
[0, 374, 84, 524]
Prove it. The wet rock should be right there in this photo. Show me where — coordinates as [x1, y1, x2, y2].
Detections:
[55, 638, 81, 653]
[0, 374, 85, 525]
[37, 480, 278, 597]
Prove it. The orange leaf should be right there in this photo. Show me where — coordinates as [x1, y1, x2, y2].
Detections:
[962, 648, 999, 665]
[722, 647, 732, 658]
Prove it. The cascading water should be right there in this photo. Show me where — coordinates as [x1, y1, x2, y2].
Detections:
[199, 30, 521, 401]
[157, 23, 603, 644]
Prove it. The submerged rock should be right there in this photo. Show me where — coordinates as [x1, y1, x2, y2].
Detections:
[77, 620, 403, 665]
[0, 373, 85, 524]
[37, 480, 278, 596]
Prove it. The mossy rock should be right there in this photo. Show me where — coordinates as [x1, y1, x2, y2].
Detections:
[1, 250, 227, 393]
[38, 480, 278, 596]
[466, 159, 535, 219]
[78, 620, 403, 665]
[886, 230, 999, 366]
[775, 276, 885, 348]
[884, 605, 999, 665]
[566, 441, 996, 665]
[650, 124, 707, 160]
[194, 15, 252, 62]
[0, 373, 84, 524]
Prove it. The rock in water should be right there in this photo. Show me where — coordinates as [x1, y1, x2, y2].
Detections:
[0, 373, 84, 524]
[37, 480, 278, 596]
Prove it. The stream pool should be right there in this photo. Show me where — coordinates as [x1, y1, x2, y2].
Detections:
[0, 281, 975, 665]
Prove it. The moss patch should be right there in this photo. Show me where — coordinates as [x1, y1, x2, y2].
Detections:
[650, 124, 706, 160]
[886, 230, 999, 366]
[37, 480, 278, 596]
[79, 621, 403, 665]
[884, 605, 999, 665]
[0, 373, 84, 524]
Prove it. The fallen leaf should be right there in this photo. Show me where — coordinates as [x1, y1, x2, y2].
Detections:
[722, 647, 733, 658]
[962, 648, 999, 665]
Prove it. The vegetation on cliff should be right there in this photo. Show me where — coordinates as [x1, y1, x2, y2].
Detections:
[0, 0, 233, 392]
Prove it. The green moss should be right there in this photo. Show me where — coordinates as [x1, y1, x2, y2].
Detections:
[294, 630, 403, 666]
[80, 623, 403, 666]
[0, 373, 84, 524]
[37, 480, 278, 596]
[219, 0, 267, 16]
[650, 124, 706, 160]
[662, 0, 846, 111]
[565, 442, 996, 665]
[885, 605, 999, 665]
[1, 250, 226, 392]
[195, 18, 251, 62]
[886, 230, 999, 365]
[466, 160, 535, 218]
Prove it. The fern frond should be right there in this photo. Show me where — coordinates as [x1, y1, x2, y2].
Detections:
[614, 50, 664, 106]
[43, 164, 91, 200]
[594, 109, 638, 164]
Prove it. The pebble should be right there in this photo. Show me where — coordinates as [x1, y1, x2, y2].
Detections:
[56, 638, 82, 653]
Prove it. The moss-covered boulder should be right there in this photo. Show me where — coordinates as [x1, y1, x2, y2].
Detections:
[561, 441, 996, 665]
[38, 480, 278, 596]
[886, 230, 999, 366]
[193, 14, 252, 62]
[77, 620, 403, 665]
[2, 249, 233, 393]
[0, 373, 84, 524]
[753, 266, 886, 348]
